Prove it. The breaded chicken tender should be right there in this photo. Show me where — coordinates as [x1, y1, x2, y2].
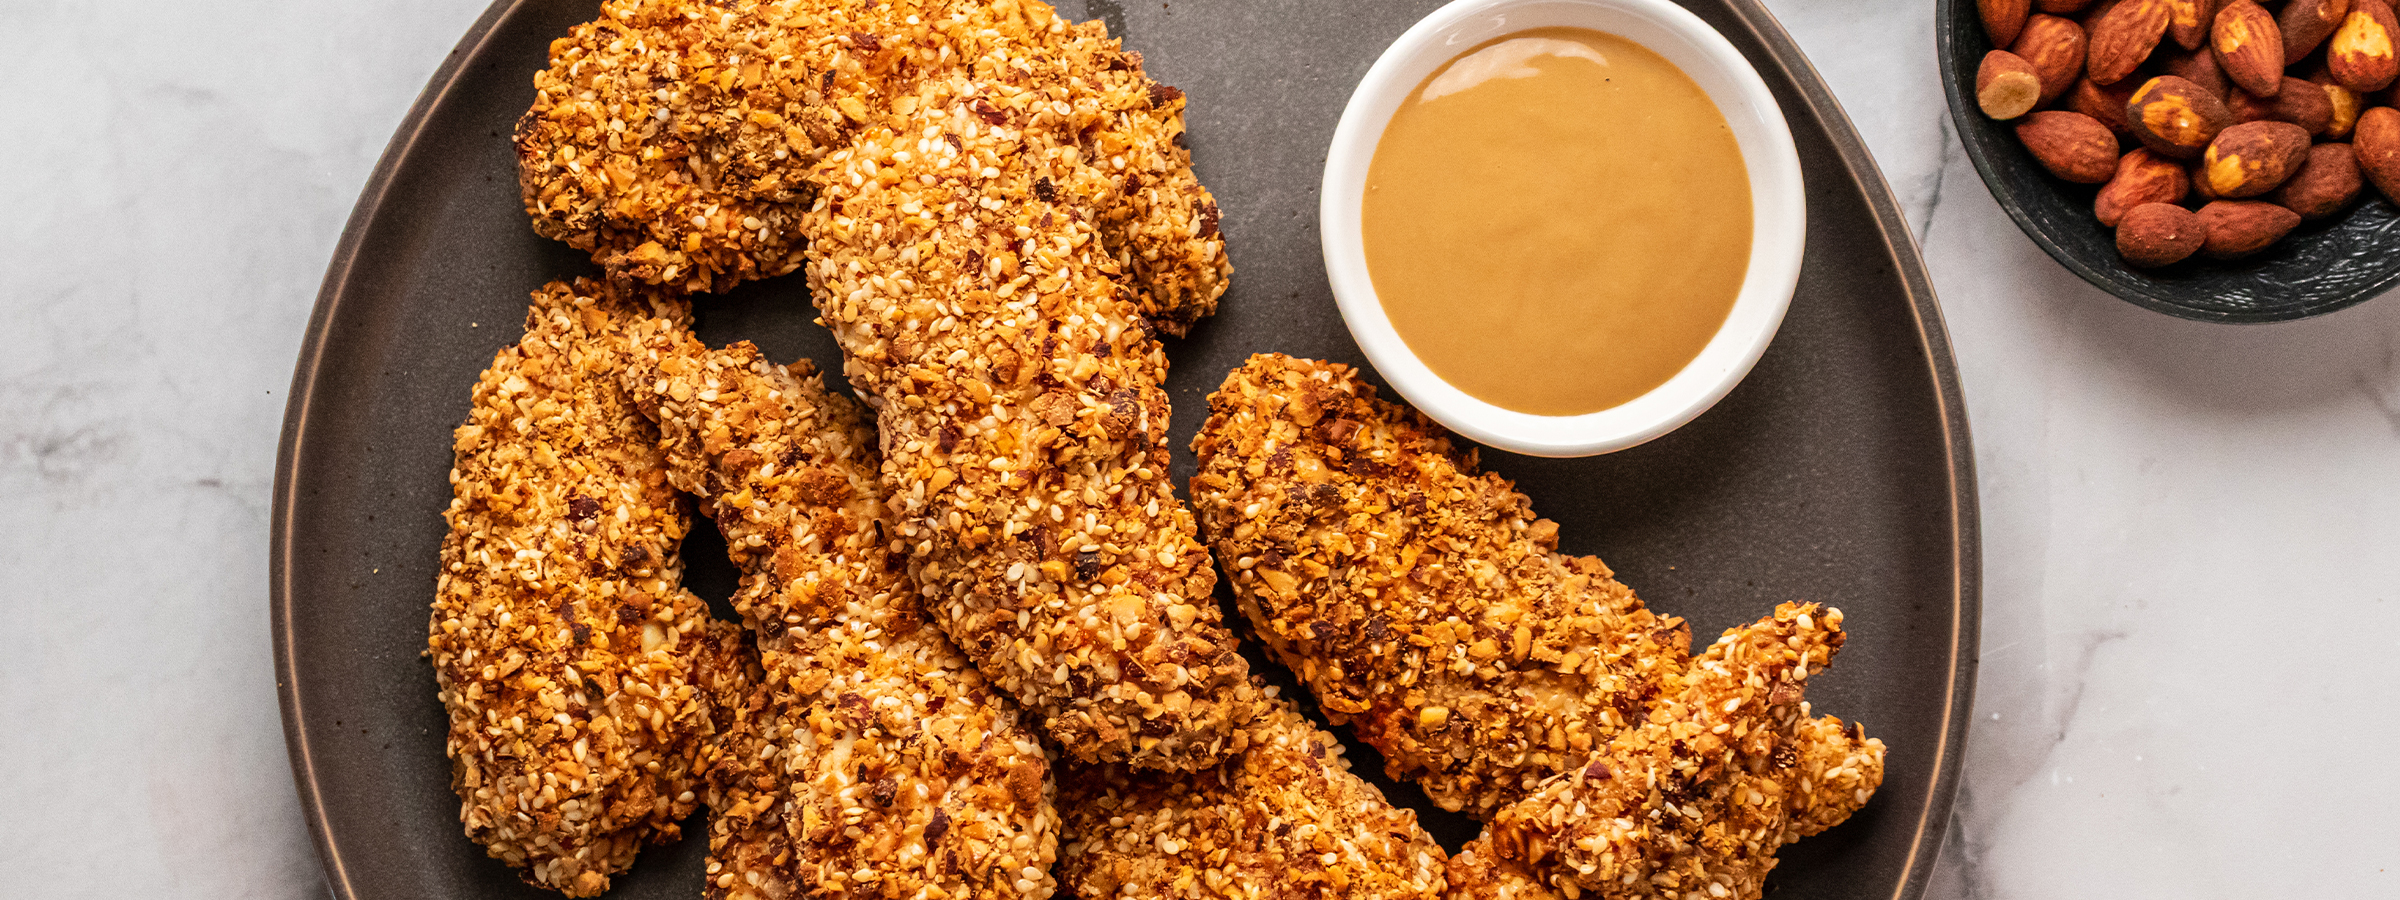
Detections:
[1472, 604, 1848, 900]
[936, 3, 1231, 331]
[799, 59, 1257, 770]
[515, 0, 1230, 328]
[515, 0, 948, 291]
[1190, 354, 1688, 816]
[428, 279, 740, 896]
[1190, 355, 1885, 830]
[1447, 706, 1884, 900]
[620, 326, 1060, 900]
[1056, 691, 1448, 900]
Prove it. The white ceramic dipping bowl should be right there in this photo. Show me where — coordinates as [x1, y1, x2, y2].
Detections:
[1321, 0, 1806, 458]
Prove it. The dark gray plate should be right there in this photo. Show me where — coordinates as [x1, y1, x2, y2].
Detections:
[273, 1, 1978, 897]
[1936, 0, 2400, 322]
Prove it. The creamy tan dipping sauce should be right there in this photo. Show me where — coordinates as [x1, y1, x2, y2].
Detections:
[1363, 28, 1751, 417]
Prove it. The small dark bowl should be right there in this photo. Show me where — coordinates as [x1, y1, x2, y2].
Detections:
[1935, 0, 2400, 322]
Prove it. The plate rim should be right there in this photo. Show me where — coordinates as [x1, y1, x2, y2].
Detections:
[269, 1, 1982, 897]
[1712, 5, 1981, 897]
[271, 1, 527, 895]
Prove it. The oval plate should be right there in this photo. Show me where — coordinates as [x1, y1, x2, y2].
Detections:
[1936, 0, 2400, 323]
[273, 1, 1979, 897]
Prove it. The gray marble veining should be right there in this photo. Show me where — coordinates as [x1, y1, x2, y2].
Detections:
[4, 1, 2396, 897]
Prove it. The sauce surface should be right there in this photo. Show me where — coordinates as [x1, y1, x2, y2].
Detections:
[1363, 28, 1751, 417]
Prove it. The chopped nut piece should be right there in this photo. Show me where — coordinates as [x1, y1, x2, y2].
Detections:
[1418, 706, 1451, 730]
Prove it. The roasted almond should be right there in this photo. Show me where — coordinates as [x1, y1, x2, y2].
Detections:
[1982, 0, 2034, 47]
[2015, 14, 2092, 106]
[2128, 75, 2237, 157]
[2201, 120, 2312, 195]
[2329, 0, 2400, 92]
[2089, 0, 2175, 84]
[2196, 200, 2302, 257]
[2213, 0, 2286, 96]
[2018, 110, 2123, 182]
[1981, 51, 2048, 118]
[2161, 46, 2234, 98]
[2281, 0, 2355, 63]
[2228, 76, 2337, 133]
[2116, 202, 2207, 266]
[2271, 142, 2365, 217]
[2070, 76, 2145, 135]
[2355, 105, 2400, 201]
[2097, 148, 2194, 224]
[2190, 158, 2223, 199]
[2169, 0, 2220, 49]
[2308, 68, 2366, 136]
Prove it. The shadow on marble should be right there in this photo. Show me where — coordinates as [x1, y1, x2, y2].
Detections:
[2013, 252, 2400, 422]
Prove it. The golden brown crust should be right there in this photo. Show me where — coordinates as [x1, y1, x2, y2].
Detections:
[1445, 837, 1564, 900]
[427, 278, 720, 896]
[1779, 713, 1885, 841]
[939, 7, 1230, 330]
[622, 327, 1060, 900]
[1056, 692, 1449, 900]
[1481, 604, 1846, 900]
[515, 0, 951, 292]
[698, 650, 797, 900]
[800, 50, 1257, 770]
[1190, 354, 1688, 816]
[1191, 355, 1887, 838]
[515, 0, 1230, 325]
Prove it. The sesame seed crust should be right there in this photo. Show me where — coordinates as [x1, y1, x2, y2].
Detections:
[1444, 837, 1562, 900]
[1476, 603, 1857, 900]
[940, 4, 1232, 333]
[1777, 712, 1885, 841]
[514, 0, 942, 293]
[514, 0, 1231, 330]
[1188, 354, 1688, 817]
[619, 324, 1060, 900]
[1055, 691, 1449, 900]
[797, 47, 1258, 770]
[697, 657, 800, 900]
[428, 278, 733, 896]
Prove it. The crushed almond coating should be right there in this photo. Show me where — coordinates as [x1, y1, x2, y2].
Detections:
[1190, 355, 1885, 831]
[935, 2, 1231, 332]
[1444, 837, 1561, 900]
[1189, 354, 1688, 816]
[428, 278, 734, 896]
[621, 326, 1060, 900]
[515, 0, 947, 291]
[1056, 691, 1448, 900]
[799, 57, 1258, 771]
[698, 665, 799, 900]
[515, 0, 1231, 328]
[1477, 603, 1848, 900]
[1778, 711, 1885, 841]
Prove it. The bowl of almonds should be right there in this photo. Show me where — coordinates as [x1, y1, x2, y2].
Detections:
[1939, 0, 2400, 321]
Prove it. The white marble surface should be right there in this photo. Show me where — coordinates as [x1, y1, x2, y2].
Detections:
[5, 0, 2397, 897]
